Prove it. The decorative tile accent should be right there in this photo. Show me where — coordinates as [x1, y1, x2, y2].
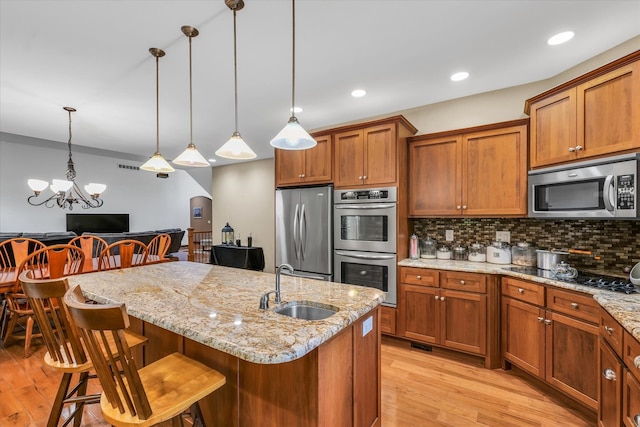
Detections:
[413, 218, 640, 274]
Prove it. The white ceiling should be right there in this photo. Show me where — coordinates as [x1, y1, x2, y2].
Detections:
[1, 0, 639, 167]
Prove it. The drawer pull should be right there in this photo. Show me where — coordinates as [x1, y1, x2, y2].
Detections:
[603, 368, 617, 381]
[570, 302, 579, 309]
[544, 319, 552, 325]
[537, 317, 544, 323]
[634, 355, 640, 369]
[517, 288, 524, 294]
[604, 326, 615, 335]
[460, 280, 465, 285]
[416, 275, 422, 280]
[568, 147, 576, 152]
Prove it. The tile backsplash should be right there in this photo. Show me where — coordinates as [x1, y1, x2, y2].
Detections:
[413, 218, 639, 275]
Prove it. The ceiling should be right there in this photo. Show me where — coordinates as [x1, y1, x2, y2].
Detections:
[1, 1, 639, 167]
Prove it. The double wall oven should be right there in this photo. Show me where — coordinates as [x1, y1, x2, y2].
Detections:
[333, 187, 397, 307]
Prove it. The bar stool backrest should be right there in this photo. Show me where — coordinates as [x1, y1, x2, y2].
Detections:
[98, 240, 147, 271]
[145, 233, 171, 264]
[69, 235, 108, 273]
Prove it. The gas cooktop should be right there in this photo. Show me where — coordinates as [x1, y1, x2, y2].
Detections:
[504, 266, 640, 294]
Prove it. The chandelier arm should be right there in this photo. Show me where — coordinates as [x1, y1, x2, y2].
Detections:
[27, 193, 58, 207]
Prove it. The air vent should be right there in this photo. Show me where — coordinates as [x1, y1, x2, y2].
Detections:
[118, 164, 140, 171]
[156, 173, 169, 179]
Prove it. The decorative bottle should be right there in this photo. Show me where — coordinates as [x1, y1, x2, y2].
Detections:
[409, 234, 419, 259]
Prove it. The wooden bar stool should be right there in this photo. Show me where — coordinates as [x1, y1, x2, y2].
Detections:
[68, 235, 108, 273]
[145, 233, 171, 264]
[98, 239, 147, 270]
[20, 272, 146, 427]
[64, 284, 226, 427]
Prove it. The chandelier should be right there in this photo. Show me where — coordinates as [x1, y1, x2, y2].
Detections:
[27, 107, 106, 209]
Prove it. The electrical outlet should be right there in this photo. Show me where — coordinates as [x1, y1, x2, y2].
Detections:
[496, 231, 511, 243]
[445, 230, 454, 241]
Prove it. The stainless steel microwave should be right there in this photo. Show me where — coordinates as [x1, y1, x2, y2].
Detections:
[528, 153, 638, 219]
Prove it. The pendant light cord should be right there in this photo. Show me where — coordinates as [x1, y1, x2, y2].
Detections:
[67, 109, 73, 159]
[189, 34, 194, 144]
[155, 54, 160, 154]
[233, 9, 239, 133]
[291, 0, 296, 119]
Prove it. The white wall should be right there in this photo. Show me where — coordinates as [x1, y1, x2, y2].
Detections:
[0, 133, 211, 244]
[212, 159, 275, 273]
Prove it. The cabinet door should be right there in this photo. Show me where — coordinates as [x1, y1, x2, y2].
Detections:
[303, 134, 332, 184]
[380, 306, 396, 336]
[275, 148, 305, 187]
[578, 61, 640, 160]
[599, 339, 623, 427]
[502, 296, 545, 378]
[441, 290, 486, 355]
[545, 311, 598, 409]
[334, 129, 365, 188]
[462, 124, 528, 216]
[529, 88, 578, 168]
[623, 370, 640, 427]
[409, 135, 462, 216]
[363, 124, 397, 186]
[399, 284, 439, 344]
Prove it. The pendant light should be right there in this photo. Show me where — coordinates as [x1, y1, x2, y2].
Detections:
[270, 0, 316, 150]
[141, 48, 175, 173]
[173, 26, 210, 167]
[215, 0, 256, 160]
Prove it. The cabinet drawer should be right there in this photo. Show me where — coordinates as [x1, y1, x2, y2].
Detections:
[601, 308, 625, 357]
[501, 277, 544, 306]
[441, 271, 486, 293]
[624, 331, 640, 384]
[546, 288, 599, 324]
[400, 267, 439, 287]
[380, 306, 396, 335]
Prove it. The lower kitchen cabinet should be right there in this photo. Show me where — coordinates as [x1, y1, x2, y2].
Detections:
[599, 308, 640, 427]
[380, 306, 397, 335]
[398, 267, 499, 368]
[501, 277, 598, 409]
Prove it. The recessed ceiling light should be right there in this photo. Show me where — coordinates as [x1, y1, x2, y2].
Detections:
[351, 89, 366, 97]
[450, 72, 469, 82]
[207, 158, 217, 162]
[290, 106, 303, 113]
[548, 31, 574, 45]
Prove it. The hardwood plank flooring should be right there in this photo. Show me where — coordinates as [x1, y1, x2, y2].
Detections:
[0, 335, 596, 426]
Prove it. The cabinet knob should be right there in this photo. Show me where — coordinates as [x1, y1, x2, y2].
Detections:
[301, 174, 305, 178]
[358, 176, 363, 180]
[440, 296, 445, 301]
[634, 355, 640, 369]
[603, 368, 617, 381]
[460, 280, 465, 285]
[570, 302, 579, 309]
[634, 414, 640, 427]
[363, 175, 367, 180]
[568, 147, 576, 152]
[462, 205, 467, 210]
[575, 145, 583, 151]
[544, 319, 552, 325]
[604, 326, 615, 335]
[517, 288, 525, 294]
[537, 316, 544, 323]
[416, 275, 422, 280]
[434, 295, 439, 300]
[456, 205, 462, 209]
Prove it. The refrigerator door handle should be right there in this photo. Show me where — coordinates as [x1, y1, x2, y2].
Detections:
[300, 203, 306, 260]
[293, 203, 300, 260]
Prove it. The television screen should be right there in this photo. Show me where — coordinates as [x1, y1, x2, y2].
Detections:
[66, 214, 130, 235]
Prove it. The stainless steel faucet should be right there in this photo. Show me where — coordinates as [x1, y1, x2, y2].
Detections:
[259, 263, 294, 309]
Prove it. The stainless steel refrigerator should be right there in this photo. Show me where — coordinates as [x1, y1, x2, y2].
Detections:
[275, 185, 333, 281]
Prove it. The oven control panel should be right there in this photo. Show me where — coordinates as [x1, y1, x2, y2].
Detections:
[335, 186, 397, 203]
[617, 174, 635, 210]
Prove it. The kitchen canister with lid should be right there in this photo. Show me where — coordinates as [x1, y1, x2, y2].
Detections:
[436, 245, 452, 260]
[409, 234, 420, 259]
[487, 241, 512, 264]
[511, 242, 537, 267]
[452, 245, 468, 261]
[420, 237, 437, 259]
[468, 243, 486, 262]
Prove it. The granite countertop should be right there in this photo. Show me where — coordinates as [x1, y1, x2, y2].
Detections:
[399, 258, 640, 342]
[68, 262, 384, 364]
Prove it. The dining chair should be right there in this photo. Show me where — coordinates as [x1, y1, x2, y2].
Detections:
[145, 233, 171, 264]
[98, 239, 148, 271]
[64, 284, 226, 427]
[68, 234, 108, 273]
[20, 272, 147, 427]
[3, 244, 84, 357]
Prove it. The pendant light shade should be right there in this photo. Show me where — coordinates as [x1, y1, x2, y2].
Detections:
[270, 0, 316, 150]
[141, 47, 175, 173]
[173, 26, 210, 167]
[217, 0, 256, 160]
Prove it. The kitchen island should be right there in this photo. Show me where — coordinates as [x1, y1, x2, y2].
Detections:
[69, 261, 384, 427]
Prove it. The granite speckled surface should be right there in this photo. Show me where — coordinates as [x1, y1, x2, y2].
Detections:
[399, 258, 640, 341]
[68, 262, 384, 364]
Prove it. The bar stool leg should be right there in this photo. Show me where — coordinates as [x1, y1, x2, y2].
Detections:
[48, 373, 73, 427]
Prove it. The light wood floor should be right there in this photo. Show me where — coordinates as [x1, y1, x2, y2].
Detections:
[0, 335, 596, 426]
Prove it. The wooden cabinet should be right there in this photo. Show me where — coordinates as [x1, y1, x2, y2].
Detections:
[380, 306, 396, 335]
[398, 267, 499, 368]
[275, 134, 332, 187]
[408, 119, 528, 217]
[527, 52, 640, 168]
[501, 277, 598, 409]
[598, 308, 640, 427]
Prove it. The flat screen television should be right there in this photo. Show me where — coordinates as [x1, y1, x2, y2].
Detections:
[66, 214, 130, 235]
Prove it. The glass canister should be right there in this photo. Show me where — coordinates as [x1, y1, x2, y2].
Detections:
[468, 243, 486, 262]
[487, 241, 512, 264]
[452, 245, 468, 261]
[436, 245, 452, 260]
[409, 234, 420, 259]
[511, 242, 537, 267]
[420, 237, 437, 259]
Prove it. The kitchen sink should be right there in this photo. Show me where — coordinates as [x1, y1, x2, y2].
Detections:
[274, 301, 338, 320]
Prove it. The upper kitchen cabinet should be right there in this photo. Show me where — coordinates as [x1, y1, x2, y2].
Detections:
[527, 51, 640, 169]
[275, 134, 332, 187]
[333, 117, 418, 188]
[409, 119, 528, 217]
